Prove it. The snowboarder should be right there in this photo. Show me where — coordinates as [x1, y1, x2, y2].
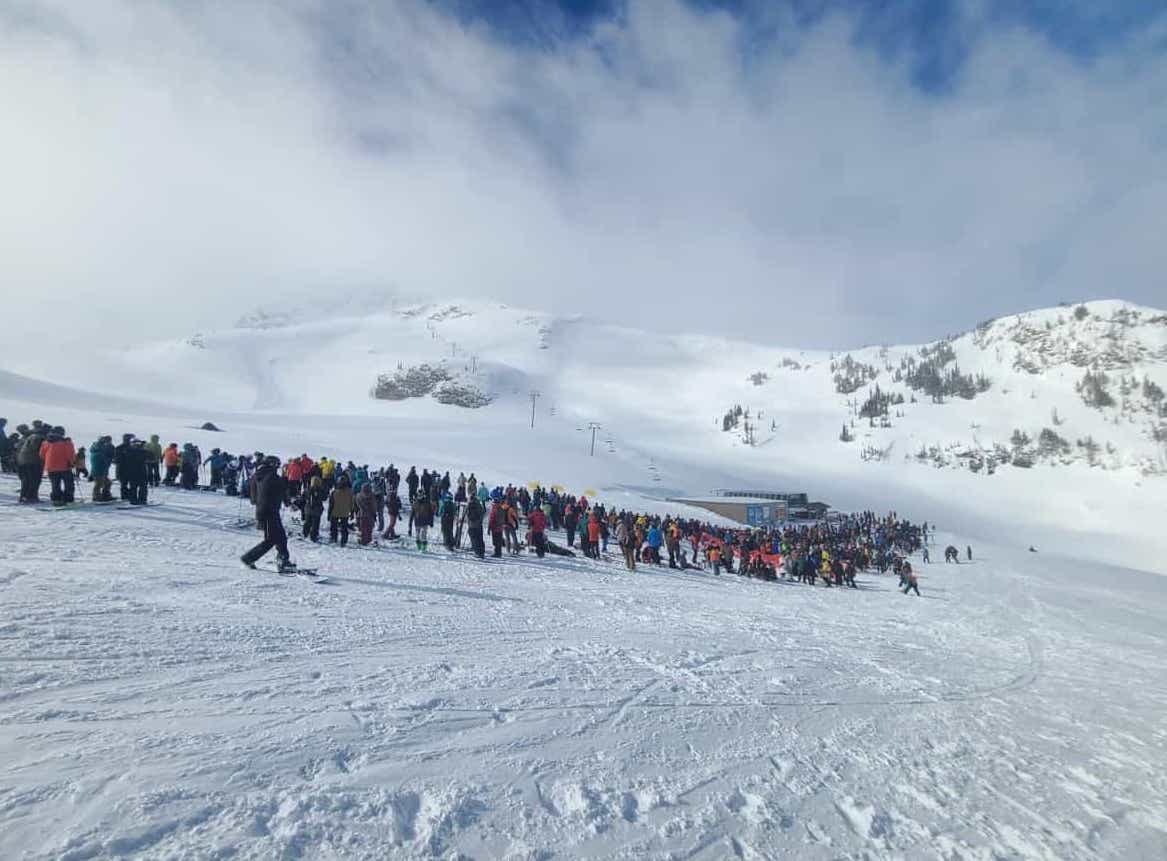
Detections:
[241, 455, 295, 572]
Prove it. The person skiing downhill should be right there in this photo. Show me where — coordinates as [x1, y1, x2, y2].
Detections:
[241, 455, 295, 573]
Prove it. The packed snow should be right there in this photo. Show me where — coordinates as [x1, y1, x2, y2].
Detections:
[2, 297, 1167, 858]
[2, 475, 1166, 859]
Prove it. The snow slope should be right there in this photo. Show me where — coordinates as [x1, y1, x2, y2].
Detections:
[2, 296, 1165, 572]
[2, 478, 1166, 859]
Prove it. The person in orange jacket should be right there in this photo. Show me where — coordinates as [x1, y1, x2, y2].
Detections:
[39, 426, 77, 506]
[162, 443, 180, 485]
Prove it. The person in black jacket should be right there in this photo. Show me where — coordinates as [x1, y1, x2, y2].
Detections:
[241, 456, 295, 571]
[123, 440, 149, 505]
[465, 495, 485, 559]
[113, 434, 134, 500]
[302, 476, 326, 542]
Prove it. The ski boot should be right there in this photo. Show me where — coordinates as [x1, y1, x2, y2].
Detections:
[276, 558, 297, 574]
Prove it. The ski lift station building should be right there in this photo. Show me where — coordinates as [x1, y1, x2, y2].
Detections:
[668, 492, 802, 526]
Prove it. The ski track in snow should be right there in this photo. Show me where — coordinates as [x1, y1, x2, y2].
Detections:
[1, 476, 1166, 859]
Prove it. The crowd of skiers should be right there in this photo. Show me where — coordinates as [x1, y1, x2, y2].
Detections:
[2, 417, 937, 595]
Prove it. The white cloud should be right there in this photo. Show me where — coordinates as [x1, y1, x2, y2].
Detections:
[1, 0, 1164, 357]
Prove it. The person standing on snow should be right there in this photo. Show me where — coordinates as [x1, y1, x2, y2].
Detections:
[527, 504, 548, 558]
[144, 435, 162, 487]
[89, 435, 115, 502]
[356, 483, 378, 546]
[465, 493, 486, 559]
[328, 474, 355, 546]
[16, 424, 46, 503]
[240, 455, 295, 572]
[302, 476, 326, 542]
[383, 491, 401, 540]
[162, 443, 180, 485]
[123, 439, 149, 505]
[440, 492, 457, 550]
[40, 426, 76, 506]
[412, 492, 434, 551]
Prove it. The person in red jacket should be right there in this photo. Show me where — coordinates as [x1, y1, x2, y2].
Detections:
[527, 506, 548, 558]
[285, 458, 304, 501]
[39, 426, 77, 506]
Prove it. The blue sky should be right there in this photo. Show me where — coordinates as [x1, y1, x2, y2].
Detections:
[1, 0, 1165, 349]
[458, 0, 1167, 87]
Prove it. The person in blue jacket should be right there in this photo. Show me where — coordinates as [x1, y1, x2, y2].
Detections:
[89, 435, 115, 502]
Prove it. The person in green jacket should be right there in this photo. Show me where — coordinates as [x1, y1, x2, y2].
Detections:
[144, 435, 163, 487]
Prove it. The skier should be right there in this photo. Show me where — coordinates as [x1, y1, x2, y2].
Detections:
[162, 443, 180, 485]
[528, 504, 548, 558]
[123, 439, 149, 505]
[466, 493, 486, 559]
[302, 476, 326, 542]
[440, 492, 457, 550]
[412, 492, 434, 551]
[901, 562, 920, 596]
[179, 443, 200, 490]
[73, 446, 89, 482]
[356, 483, 378, 546]
[922, 546, 930, 564]
[328, 475, 355, 546]
[383, 491, 401, 540]
[113, 434, 134, 499]
[615, 518, 635, 571]
[16, 423, 46, 503]
[40, 427, 76, 506]
[144, 435, 162, 487]
[371, 470, 387, 533]
[488, 498, 506, 558]
[89, 436, 115, 502]
[240, 455, 295, 572]
[966, 545, 973, 562]
[504, 499, 521, 555]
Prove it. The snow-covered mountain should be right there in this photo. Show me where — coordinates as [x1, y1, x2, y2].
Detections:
[2, 297, 1165, 572]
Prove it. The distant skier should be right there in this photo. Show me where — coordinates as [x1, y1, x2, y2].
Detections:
[966, 545, 972, 562]
[240, 455, 295, 572]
